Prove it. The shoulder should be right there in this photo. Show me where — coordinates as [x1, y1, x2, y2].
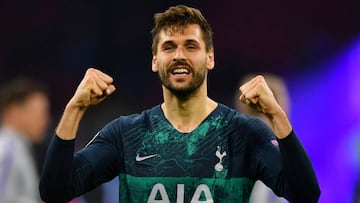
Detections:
[216, 103, 274, 139]
[0, 128, 25, 149]
[100, 105, 160, 135]
[0, 128, 30, 165]
[85, 106, 160, 147]
[216, 103, 263, 127]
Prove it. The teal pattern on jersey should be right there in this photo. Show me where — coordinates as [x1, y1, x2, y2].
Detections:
[122, 112, 230, 177]
[118, 110, 256, 202]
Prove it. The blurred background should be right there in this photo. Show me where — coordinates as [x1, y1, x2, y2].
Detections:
[0, 0, 359, 202]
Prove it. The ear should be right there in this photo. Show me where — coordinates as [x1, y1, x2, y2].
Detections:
[206, 48, 215, 70]
[152, 56, 158, 72]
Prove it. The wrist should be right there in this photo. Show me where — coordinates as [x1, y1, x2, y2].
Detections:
[66, 98, 89, 112]
[269, 108, 292, 139]
[55, 100, 87, 140]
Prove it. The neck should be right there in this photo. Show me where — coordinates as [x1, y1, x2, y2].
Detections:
[161, 83, 217, 133]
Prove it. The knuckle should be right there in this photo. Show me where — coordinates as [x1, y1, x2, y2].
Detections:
[86, 67, 96, 74]
[258, 82, 266, 89]
[86, 68, 100, 77]
[84, 76, 94, 84]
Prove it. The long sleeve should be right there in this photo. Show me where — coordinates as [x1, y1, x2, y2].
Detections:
[39, 135, 78, 202]
[247, 117, 320, 203]
[276, 131, 320, 203]
[39, 130, 121, 202]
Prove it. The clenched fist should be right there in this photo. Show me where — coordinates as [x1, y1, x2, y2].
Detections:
[69, 68, 116, 110]
[239, 75, 292, 138]
[239, 75, 282, 116]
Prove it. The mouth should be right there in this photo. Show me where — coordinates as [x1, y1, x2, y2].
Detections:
[170, 64, 191, 75]
[172, 67, 190, 75]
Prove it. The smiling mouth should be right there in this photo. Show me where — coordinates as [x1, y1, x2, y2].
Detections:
[172, 68, 190, 74]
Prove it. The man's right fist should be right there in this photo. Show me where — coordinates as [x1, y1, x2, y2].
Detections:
[69, 68, 116, 109]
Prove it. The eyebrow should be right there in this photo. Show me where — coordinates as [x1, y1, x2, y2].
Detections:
[161, 40, 175, 46]
[161, 39, 200, 46]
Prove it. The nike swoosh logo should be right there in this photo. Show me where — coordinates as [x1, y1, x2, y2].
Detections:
[136, 153, 158, 162]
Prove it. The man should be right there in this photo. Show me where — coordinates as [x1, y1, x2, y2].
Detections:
[40, 5, 320, 202]
[235, 73, 290, 203]
[0, 78, 50, 203]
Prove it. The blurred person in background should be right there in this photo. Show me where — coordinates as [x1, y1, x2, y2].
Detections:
[0, 77, 50, 203]
[235, 73, 290, 203]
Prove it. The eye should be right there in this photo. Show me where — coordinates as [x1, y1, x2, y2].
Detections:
[186, 44, 198, 50]
[163, 45, 175, 51]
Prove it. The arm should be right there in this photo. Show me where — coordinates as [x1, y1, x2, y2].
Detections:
[250, 127, 320, 203]
[39, 68, 116, 202]
[56, 68, 116, 140]
[239, 75, 291, 138]
[240, 75, 320, 202]
[40, 130, 121, 202]
[277, 130, 320, 202]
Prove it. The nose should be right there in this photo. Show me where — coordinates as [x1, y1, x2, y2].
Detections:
[173, 47, 186, 61]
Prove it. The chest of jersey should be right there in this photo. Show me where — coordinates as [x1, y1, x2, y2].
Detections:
[124, 114, 232, 178]
[118, 114, 254, 202]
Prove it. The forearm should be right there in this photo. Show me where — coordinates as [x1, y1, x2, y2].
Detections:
[56, 101, 87, 140]
[269, 108, 292, 139]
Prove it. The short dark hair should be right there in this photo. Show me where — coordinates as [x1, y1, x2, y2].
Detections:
[0, 77, 48, 114]
[151, 5, 213, 54]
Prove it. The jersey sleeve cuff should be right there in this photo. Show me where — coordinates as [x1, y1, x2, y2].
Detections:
[54, 133, 76, 147]
[277, 129, 296, 142]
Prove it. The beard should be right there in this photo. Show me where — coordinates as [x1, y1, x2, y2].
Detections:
[157, 61, 207, 99]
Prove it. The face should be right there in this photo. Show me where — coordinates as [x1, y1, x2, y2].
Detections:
[152, 24, 214, 97]
[18, 93, 50, 143]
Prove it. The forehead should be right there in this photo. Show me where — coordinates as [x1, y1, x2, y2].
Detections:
[23, 93, 49, 107]
[157, 24, 204, 45]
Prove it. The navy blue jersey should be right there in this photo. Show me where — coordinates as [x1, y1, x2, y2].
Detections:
[40, 103, 320, 203]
